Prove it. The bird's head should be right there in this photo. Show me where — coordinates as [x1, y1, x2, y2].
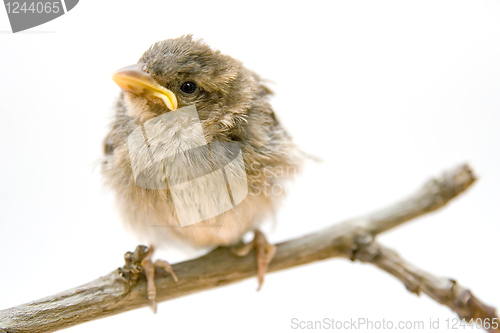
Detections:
[112, 35, 263, 141]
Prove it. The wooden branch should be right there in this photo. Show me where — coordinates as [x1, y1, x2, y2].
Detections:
[1, 163, 496, 333]
[352, 237, 500, 333]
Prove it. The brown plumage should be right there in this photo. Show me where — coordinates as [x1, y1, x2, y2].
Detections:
[101, 35, 302, 305]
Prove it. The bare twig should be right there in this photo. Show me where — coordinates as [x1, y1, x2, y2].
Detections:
[1, 164, 496, 333]
[352, 235, 499, 333]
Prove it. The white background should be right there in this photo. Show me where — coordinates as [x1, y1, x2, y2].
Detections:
[0, 1, 499, 332]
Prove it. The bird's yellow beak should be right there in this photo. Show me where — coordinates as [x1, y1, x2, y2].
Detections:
[112, 63, 178, 111]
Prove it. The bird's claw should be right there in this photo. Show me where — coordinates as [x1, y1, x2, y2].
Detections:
[119, 245, 177, 313]
[231, 230, 276, 291]
[140, 245, 178, 313]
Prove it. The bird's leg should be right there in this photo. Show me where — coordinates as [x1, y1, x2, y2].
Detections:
[140, 245, 178, 313]
[231, 230, 276, 291]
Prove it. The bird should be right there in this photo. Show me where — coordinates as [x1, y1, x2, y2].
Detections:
[102, 35, 303, 311]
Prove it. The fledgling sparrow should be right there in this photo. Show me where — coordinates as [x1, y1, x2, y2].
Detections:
[102, 35, 303, 310]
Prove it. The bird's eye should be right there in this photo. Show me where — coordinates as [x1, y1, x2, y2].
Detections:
[180, 82, 197, 94]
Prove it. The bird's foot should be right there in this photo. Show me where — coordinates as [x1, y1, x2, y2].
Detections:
[118, 245, 178, 313]
[140, 245, 178, 313]
[231, 230, 276, 291]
